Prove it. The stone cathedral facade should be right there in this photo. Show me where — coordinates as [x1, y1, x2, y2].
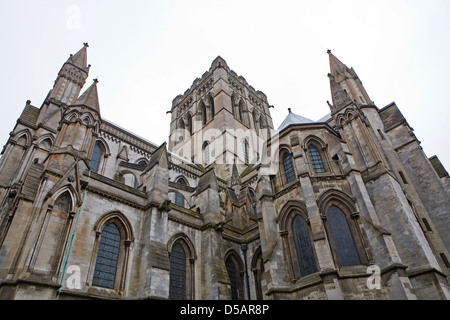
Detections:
[0, 44, 449, 300]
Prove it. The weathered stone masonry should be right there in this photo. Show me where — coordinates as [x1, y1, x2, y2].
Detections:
[0, 45, 448, 300]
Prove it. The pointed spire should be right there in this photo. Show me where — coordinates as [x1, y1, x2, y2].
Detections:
[328, 73, 353, 113]
[210, 56, 229, 71]
[327, 49, 351, 83]
[68, 42, 90, 73]
[327, 50, 372, 106]
[72, 79, 100, 114]
[50, 43, 91, 103]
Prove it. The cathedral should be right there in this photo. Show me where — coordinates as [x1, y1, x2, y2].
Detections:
[0, 43, 449, 300]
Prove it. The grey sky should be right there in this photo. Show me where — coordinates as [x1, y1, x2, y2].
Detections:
[1, 0, 449, 169]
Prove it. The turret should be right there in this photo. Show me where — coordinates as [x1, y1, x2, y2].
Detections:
[35, 43, 91, 132]
[49, 43, 91, 104]
[46, 79, 101, 174]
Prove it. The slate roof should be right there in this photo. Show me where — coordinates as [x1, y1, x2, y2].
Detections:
[18, 102, 40, 127]
[277, 109, 314, 132]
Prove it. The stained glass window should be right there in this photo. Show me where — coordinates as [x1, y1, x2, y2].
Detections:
[308, 145, 326, 173]
[92, 223, 120, 289]
[175, 192, 185, 207]
[91, 142, 103, 173]
[169, 242, 187, 300]
[282, 152, 296, 183]
[292, 215, 318, 276]
[328, 206, 360, 266]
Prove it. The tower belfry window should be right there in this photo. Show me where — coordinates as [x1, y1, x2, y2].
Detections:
[238, 102, 244, 123]
[209, 95, 215, 120]
[203, 142, 210, 166]
[200, 101, 207, 125]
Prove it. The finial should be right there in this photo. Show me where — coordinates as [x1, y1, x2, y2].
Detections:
[327, 100, 334, 109]
[288, 108, 291, 113]
[83, 42, 89, 48]
[93, 78, 99, 83]
[327, 49, 331, 53]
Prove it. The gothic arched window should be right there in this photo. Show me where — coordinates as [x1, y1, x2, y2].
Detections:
[203, 141, 210, 166]
[209, 95, 215, 121]
[31, 191, 73, 277]
[251, 248, 264, 300]
[169, 242, 187, 300]
[259, 115, 266, 129]
[292, 215, 318, 276]
[92, 223, 121, 289]
[308, 144, 326, 173]
[282, 151, 296, 183]
[225, 253, 244, 300]
[238, 100, 244, 123]
[200, 101, 207, 125]
[279, 201, 320, 282]
[327, 205, 361, 266]
[175, 192, 185, 207]
[252, 110, 259, 134]
[168, 237, 195, 300]
[91, 141, 104, 173]
[90, 213, 133, 293]
[178, 118, 185, 130]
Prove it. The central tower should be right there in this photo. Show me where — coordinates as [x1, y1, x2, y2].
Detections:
[168, 57, 274, 182]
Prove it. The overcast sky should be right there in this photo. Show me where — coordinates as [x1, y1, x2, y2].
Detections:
[1, 0, 449, 169]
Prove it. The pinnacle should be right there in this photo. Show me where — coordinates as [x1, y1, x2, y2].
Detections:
[68, 43, 90, 72]
[210, 55, 228, 71]
[72, 79, 100, 114]
[328, 50, 349, 81]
